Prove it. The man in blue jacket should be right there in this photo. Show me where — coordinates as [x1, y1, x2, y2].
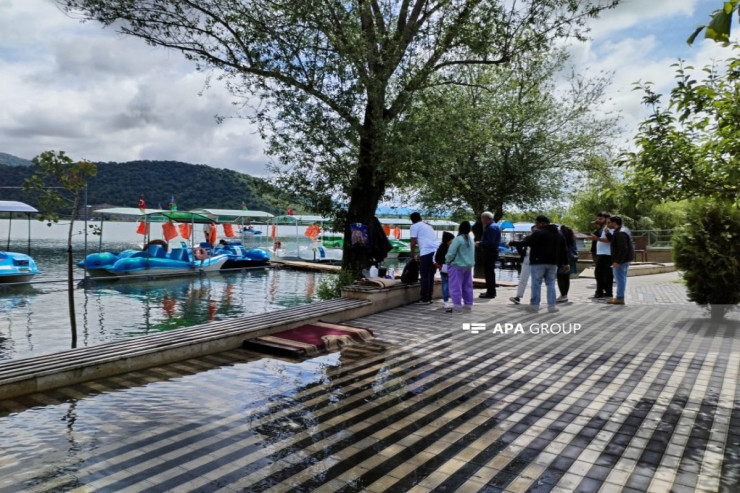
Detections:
[475, 211, 501, 298]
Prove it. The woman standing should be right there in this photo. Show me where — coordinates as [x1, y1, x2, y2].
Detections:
[445, 221, 476, 312]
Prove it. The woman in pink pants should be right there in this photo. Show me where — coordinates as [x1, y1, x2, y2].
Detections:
[445, 221, 475, 312]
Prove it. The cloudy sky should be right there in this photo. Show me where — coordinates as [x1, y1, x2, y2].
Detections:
[0, 0, 737, 177]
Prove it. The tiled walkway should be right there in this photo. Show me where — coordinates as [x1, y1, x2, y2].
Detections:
[1, 272, 738, 492]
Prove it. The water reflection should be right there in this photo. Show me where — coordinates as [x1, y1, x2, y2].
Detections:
[0, 244, 328, 360]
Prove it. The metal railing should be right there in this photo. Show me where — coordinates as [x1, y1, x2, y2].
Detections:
[630, 230, 674, 248]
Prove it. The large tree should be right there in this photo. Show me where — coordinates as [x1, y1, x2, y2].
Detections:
[60, 0, 619, 273]
[401, 48, 618, 221]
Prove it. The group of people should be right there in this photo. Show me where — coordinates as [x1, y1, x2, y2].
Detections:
[588, 211, 635, 305]
[407, 210, 635, 314]
[408, 211, 501, 313]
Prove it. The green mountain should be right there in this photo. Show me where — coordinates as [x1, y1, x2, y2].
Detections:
[0, 155, 293, 215]
[0, 152, 33, 167]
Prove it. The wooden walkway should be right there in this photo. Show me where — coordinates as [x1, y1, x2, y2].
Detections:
[0, 297, 370, 399]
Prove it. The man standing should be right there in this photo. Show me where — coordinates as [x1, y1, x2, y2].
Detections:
[510, 215, 568, 313]
[589, 212, 613, 300]
[605, 215, 634, 305]
[409, 212, 438, 304]
[475, 211, 501, 298]
[509, 224, 537, 304]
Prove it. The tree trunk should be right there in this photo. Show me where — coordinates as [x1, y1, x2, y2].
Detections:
[342, 100, 386, 276]
[67, 199, 78, 348]
[343, 161, 384, 276]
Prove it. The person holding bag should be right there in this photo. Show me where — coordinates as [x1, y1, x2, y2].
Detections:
[445, 222, 475, 313]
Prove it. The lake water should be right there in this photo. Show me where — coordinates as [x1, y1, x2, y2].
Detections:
[0, 218, 518, 361]
[0, 219, 329, 361]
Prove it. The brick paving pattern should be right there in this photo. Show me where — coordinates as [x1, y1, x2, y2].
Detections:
[1, 272, 738, 492]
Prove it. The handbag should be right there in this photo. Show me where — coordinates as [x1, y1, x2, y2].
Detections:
[401, 259, 419, 283]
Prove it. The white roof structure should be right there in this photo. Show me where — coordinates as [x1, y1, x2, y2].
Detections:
[191, 208, 274, 219]
[378, 218, 412, 225]
[428, 219, 458, 227]
[0, 201, 38, 213]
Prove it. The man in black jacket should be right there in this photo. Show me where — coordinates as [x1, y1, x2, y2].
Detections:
[509, 215, 569, 313]
[605, 215, 634, 305]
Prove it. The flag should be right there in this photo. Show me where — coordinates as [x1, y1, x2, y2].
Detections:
[138, 194, 146, 212]
[241, 201, 248, 211]
[157, 203, 163, 210]
[169, 196, 177, 211]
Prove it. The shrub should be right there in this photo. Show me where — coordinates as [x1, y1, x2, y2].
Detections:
[673, 199, 740, 319]
[316, 269, 357, 300]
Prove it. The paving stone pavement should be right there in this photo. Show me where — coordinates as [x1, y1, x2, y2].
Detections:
[1, 272, 738, 492]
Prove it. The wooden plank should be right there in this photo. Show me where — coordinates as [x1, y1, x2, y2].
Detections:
[0, 298, 370, 383]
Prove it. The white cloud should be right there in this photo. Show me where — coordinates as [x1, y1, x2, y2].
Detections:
[563, 0, 737, 152]
[588, 0, 700, 39]
[1, 0, 738, 179]
[0, 0, 268, 175]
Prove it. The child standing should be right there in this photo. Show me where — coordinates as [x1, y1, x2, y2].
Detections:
[445, 221, 476, 312]
[435, 232, 455, 312]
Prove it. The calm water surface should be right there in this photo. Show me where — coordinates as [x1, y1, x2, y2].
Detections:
[0, 219, 518, 361]
[0, 219, 328, 361]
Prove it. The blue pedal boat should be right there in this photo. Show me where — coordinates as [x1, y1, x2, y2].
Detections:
[0, 201, 40, 284]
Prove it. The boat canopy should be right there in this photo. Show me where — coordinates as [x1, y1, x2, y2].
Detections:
[94, 208, 212, 223]
[0, 201, 38, 213]
[94, 207, 273, 224]
[190, 209, 274, 221]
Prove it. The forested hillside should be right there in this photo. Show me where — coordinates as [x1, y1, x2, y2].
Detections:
[0, 156, 293, 215]
[0, 152, 32, 167]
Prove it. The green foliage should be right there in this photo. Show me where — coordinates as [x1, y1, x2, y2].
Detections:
[566, 173, 689, 233]
[672, 199, 740, 318]
[58, 0, 621, 274]
[687, 0, 739, 45]
[406, 49, 618, 220]
[22, 150, 97, 225]
[316, 270, 357, 300]
[622, 51, 740, 205]
[1, 155, 295, 215]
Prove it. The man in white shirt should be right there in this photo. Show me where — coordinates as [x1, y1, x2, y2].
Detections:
[409, 212, 438, 304]
[589, 212, 613, 299]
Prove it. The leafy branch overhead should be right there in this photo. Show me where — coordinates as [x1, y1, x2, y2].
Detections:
[688, 0, 739, 45]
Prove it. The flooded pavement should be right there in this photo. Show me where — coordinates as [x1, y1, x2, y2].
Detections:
[1, 272, 738, 492]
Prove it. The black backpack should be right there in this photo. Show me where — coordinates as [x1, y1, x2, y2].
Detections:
[401, 259, 419, 283]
